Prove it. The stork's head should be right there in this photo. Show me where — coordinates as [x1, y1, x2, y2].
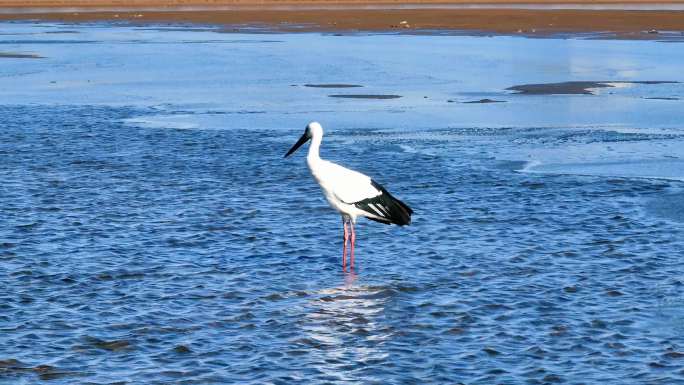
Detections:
[284, 121, 323, 158]
[307, 121, 323, 138]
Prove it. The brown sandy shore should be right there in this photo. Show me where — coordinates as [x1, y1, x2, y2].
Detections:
[2, 2, 684, 38]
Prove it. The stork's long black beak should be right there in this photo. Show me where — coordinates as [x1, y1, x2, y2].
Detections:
[284, 133, 310, 158]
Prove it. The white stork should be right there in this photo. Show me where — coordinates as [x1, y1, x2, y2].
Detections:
[284, 122, 413, 270]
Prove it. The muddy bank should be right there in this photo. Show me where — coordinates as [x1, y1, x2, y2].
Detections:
[329, 94, 401, 99]
[463, 98, 505, 103]
[305, 83, 363, 88]
[507, 80, 678, 95]
[2, 7, 684, 39]
[0, 51, 43, 58]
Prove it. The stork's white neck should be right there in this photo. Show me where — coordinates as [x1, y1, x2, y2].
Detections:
[307, 131, 323, 162]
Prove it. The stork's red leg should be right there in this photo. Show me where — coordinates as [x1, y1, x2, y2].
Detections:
[350, 221, 356, 270]
[342, 218, 349, 270]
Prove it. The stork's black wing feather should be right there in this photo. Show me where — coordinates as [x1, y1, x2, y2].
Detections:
[353, 180, 413, 226]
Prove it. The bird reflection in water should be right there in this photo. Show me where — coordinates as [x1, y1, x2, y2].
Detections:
[296, 272, 395, 380]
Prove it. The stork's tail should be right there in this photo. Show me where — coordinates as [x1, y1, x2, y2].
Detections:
[354, 181, 413, 226]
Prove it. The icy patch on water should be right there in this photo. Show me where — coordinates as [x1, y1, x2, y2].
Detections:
[486, 124, 684, 182]
[124, 114, 200, 129]
[521, 159, 684, 182]
[398, 144, 437, 156]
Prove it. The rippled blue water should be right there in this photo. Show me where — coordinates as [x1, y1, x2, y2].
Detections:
[1, 22, 684, 384]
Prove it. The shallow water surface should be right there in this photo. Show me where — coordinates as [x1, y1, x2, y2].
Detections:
[1, 22, 684, 384]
